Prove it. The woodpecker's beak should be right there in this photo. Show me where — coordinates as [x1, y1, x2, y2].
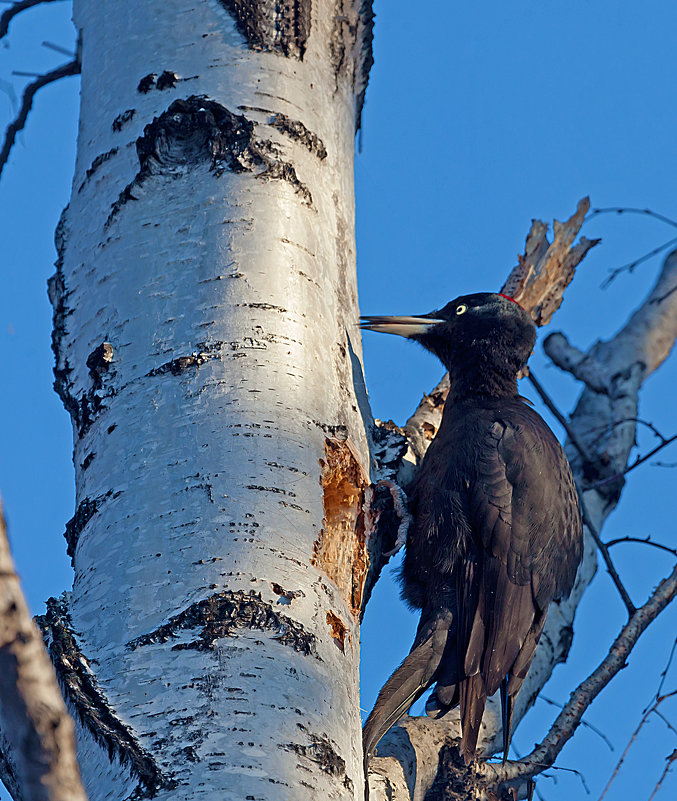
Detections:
[359, 315, 445, 338]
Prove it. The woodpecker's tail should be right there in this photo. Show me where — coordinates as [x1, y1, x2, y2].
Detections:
[362, 608, 453, 777]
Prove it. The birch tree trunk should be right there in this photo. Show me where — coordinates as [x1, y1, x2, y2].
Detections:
[35, 2, 374, 799]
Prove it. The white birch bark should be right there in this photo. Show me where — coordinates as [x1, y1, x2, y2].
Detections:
[1, 2, 374, 799]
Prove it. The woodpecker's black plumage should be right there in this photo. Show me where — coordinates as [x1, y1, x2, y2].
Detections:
[360, 292, 582, 772]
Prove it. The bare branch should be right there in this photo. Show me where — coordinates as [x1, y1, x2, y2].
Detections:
[0, 59, 79, 179]
[648, 748, 677, 801]
[481, 562, 677, 788]
[537, 695, 614, 752]
[0, 503, 88, 801]
[598, 691, 677, 801]
[526, 370, 635, 614]
[0, 0, 63, 40]
[584, 434, 677, 491]
[586, 206, 677, 231]
[527, 371, 594, 464]
[605, 536, 677, 560]
[500, 196, 601, 326]
[601, 236, 677, 288]
[576, 485, 636, 616]
[656, 637, 677, 699]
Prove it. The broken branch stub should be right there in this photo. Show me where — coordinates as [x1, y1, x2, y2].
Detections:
[501, 196, 601, 326]
[397, 199, 599, 468]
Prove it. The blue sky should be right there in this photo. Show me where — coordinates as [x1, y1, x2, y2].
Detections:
[1, 2, 676, 799]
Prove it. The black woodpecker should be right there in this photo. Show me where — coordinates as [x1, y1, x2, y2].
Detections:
[360, 292, 582, 770]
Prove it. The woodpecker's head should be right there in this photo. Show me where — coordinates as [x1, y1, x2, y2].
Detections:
[360, 292, 535, 379]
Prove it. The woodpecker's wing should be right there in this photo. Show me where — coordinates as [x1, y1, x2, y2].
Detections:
[457, 408, 581, 762]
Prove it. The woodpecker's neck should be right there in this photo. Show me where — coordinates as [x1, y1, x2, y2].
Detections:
[445, 354, 520, 403]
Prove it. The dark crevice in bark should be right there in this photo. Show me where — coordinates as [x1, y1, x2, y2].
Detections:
[280, 724, 354, 792]
[48, 221, 118, 438]
[218, 0, 311, 60]
[48, 209, 75, 427]
[106, 96, 312, 227]
[156, 70, 178, 90]
[355, 1, 375, 130]
[127, 589, 319, 656]
[37, 596, 177, 797]
[63, 341, 116, 437]
[329, 1, 374, 132]
[146, 342, 225, 377]
[112, 109, 136, 131]
[137, 73, 156, 93]
[63, 490, 115, 561]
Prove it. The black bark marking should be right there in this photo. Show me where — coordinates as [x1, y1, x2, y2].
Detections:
[156, 70, 178, 90]
[37, 596, 177, 796]
[64, 490, 113, 561]
[280, 725, 354, 791]
[137, 73, 156, 93]
[271, 583, 305, 605]
[106, 96, 312, 227]
[271, 112, 327, 159]
[218, 0, 311, 60]
[146, 342, 224, 377]
[81, 452, 95, 471]
[112, 108, 136, 131]
[79, 148, 119, 192]
[127, 590, 318, 656]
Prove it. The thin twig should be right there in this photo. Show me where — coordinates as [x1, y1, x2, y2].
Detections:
[598, 703, 654, 801]
[584, 435, 677, 491]
[0, 59, 79, 178]
[586, 207, 677, 231]
[480, 563, 677, 789]
[527, 371, 636, 614]
[577, 486, 636, 616]
[605, 536, 677, 560]
[579, 417, 669, 444]
[527, 371, 594, 464]
[0, 0, 62, 39]
[538, 695, 613, 751]
[652, 708, 677, 738]
[648, 749, 677, 801]
[601, 236, 677, 289]
[655, 638, 677, 699]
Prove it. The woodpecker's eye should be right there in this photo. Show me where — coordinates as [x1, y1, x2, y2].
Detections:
[456, 304, 468, 315]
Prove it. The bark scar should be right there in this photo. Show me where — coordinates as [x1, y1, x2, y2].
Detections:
[313, 438, 370, 616]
